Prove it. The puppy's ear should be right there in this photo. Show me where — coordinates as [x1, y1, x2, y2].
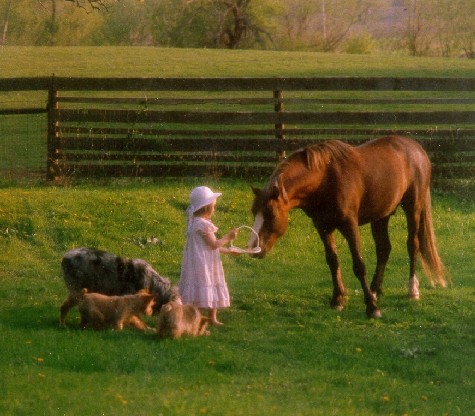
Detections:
[81, 288, 88, 295]
[143, 294, 155, 304]
[162, 303, 173, 313]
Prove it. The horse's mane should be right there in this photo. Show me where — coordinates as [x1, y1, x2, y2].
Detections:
[271, 140, 353, 179]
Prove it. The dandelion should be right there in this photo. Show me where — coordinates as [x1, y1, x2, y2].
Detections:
[355, 347, 362, 353]
[382, 394, 390, 402]
[115, 394, 128, 405]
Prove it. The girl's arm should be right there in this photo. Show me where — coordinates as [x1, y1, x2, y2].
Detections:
[201, 228, 238, 250]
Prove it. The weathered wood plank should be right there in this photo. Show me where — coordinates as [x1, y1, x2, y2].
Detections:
[57, 96, 475, 106]
[57, 161, 473, 179]
[57, 163, 275, 178]
[55, 135, 475, 154]
[58, 126, 475, 138]
[56, 137, 283, 152]
[58, 96, 274, 105]
[58, 152, 278, 164]
[59, 151, 472, 166]
[51, 77, 475, 92]
[57, 108, 475, 125]
[3, 76, 474, 93]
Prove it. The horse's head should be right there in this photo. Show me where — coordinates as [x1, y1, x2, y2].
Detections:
[249, 175, 290, 258]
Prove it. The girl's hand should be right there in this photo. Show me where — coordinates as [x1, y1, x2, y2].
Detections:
[227, 228, 239, 240]
[219, 247, 240, 256]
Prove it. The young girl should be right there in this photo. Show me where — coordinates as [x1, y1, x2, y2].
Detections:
[178, 186, 239, 326]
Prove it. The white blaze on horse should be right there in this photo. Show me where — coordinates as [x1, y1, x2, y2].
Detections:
[249, 136, 447, 318]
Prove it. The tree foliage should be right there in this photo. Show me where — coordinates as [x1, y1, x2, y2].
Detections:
[1, 0, 474, 57]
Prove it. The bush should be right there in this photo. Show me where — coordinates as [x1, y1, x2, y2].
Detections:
[344, 33, 375, 55]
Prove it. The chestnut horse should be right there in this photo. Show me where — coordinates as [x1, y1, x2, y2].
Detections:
[249, 136, 446, 318]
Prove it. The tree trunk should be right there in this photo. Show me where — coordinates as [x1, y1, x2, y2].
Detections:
[1, 0, 13, 45]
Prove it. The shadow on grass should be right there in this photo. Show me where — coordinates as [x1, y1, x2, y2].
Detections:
[0, 304, 60, 331]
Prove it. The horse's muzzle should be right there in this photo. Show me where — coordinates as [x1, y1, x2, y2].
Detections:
[250, 250, 266, 259]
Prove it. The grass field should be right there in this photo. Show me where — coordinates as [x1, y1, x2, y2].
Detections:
[3, 46, 475, 78]
[0, 47, 474, 415]
[0, 180, 473, 415]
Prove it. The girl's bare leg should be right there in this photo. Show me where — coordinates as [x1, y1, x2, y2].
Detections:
[209, 308, 223, 326]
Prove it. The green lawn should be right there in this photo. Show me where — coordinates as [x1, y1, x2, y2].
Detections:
[2, 46, 475, 78]
[0, 181, 473, 415]
[0, 48, 474, 415]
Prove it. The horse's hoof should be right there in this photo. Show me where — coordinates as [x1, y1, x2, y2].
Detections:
[335, 305, 344, 312]
[368, 309, 382, 319]
[408, 293, 420, 301]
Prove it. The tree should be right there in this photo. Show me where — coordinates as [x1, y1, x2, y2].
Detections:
[101, 0, 153, 45]
[166, 0, 276, 49]
[403, 0, 430, 56]
[401, 0, 475, 57]
[316, 0, 376, 52]
[279, 0, 377, 52]
[1, 0, 13, 45]
[63, 0, 114, 11]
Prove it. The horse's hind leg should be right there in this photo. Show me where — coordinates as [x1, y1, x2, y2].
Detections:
[317, 230, 346, 311]
[370, 217, 392, 299]
[403, 204, 422, 300]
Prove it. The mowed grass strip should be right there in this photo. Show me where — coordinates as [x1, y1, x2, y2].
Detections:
[0, 180, 473, 415]
[2, 46, 475, 78]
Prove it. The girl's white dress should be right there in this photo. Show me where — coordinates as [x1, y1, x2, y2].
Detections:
[179, 217, 230, 309]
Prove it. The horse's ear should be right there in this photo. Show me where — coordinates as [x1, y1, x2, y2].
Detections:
[251, 186, 261, 197]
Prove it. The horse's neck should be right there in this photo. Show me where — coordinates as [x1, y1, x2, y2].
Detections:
[282, 166, 324, 210]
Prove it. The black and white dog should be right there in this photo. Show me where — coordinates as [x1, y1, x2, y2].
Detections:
[59, 247, 178, 327]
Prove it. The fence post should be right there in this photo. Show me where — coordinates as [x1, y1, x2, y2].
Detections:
[47, 74, 59, 180]
[274, 90, 286, 161]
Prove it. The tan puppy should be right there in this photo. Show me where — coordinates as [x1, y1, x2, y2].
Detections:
[78, 289, 155, 331]
[157, 300, 209, 339]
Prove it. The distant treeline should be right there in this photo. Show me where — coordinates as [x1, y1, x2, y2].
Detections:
[2, 0, 474, 57]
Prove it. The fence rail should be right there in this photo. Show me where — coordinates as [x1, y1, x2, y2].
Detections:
[1, 77, 474, 180]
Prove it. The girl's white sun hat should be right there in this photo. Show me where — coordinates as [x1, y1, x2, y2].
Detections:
[186, 186, 222, 231]
[188, 186, 222, 213]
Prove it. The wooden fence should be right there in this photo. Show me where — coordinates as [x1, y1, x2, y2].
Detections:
[1, 77, 475, 180]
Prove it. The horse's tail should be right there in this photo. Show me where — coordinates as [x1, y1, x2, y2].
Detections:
[418, 190, 447, 287]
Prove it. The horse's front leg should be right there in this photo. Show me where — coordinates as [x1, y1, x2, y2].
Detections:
[317, 229, 346, 311]
[340, 222, 382, 318]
